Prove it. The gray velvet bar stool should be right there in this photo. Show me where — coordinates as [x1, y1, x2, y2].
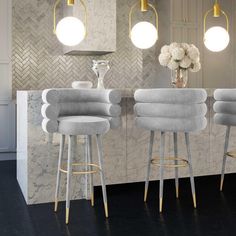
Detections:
[134, 88, 207, 212]
[213, 89, 236, 191]
[41, 88, 121, 224]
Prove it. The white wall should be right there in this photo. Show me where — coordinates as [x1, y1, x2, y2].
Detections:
[0, 0, 16, 155]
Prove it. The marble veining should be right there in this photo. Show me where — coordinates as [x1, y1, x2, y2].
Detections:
[17, 89, 236, 204]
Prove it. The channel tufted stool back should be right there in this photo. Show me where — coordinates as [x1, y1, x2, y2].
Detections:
[214, 89, 236, 191]
[134, 88, 207, 212]
[41, 88, 121, 224]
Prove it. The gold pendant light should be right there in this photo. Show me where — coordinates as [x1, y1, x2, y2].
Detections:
[53, 0, 87, 47]
[129, 0, 158, 49]
[203, 0, 229, 52]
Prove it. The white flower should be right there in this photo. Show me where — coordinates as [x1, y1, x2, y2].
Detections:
[190, 62, 201, 72]
[181, 43, 190, 51]
[180, 56, 192, 69]
[187, 46, 200, 61]
[167, 59, 179, 70]
[169, 42, 180, 52]
[171, 47, 185, 61]
[158, 53, 171, 66]
[161, 45, 170, 54]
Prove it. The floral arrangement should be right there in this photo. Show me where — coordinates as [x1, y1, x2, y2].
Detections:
[158, 42, 201, 72]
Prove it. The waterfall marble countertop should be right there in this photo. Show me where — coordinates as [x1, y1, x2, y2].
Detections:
[16, 88, 234, 205]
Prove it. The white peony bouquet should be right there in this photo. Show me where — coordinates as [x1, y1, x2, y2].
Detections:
[158, 42, 201, 72]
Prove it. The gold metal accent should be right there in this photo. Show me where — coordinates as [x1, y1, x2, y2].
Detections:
[53, 0, 61, 34]
[176, 186, 179, 199]
[140, 0, 148, 12]
[59, 163, 101, 175]
[226, 151, 236, 158]
[193, 193, 197, 208]
[213, 2, 220, 17]
[159, 198, 163, 213]
[54, 198, 58, 212]
[220, 178, 224, 191]
[151, 157, 189, 168]
[129, 1, 158, 38]
[53, 0, 88, 37]
[203, 1, 229, 36]
[91, 192, 94, 207]
[104, 202, 108, 218]
[67, 0, 74, 6]
[66, 207, 69, 224]
[144, 188, 148, 202]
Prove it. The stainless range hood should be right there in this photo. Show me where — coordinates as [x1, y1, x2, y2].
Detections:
[63, 0, 116, 55]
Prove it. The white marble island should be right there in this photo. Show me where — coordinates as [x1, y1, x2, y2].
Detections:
[17, 89, 236, 205]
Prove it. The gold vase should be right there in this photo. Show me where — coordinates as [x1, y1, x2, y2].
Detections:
[171, 68, 188, 88]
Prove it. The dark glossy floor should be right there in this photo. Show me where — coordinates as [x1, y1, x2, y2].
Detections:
[1, 161, 236, 236]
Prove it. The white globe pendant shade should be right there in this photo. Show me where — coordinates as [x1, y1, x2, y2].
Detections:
[56, 16, 86, 46]
[130, 21, 158, 49]
[204, 26, 230, 52]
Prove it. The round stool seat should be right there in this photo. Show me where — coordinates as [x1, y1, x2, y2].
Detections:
[58, 116, 110, 135]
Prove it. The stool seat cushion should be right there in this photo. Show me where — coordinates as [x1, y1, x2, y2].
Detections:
[134, 103, 207, 118]
[214, 101, 236, 115]
[135, 116, 207, 132]
[134, 89, 207, 104]
[214, 113, 236, 126]
[58, 116, 110, 135]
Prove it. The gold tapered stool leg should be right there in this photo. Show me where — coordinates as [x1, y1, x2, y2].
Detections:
[87, 135, 94, 206]
[185, 133, 197, 209]
[54, 135, 65, 212]
[65, 135, 74, 224]
[173, 132, 179, 199]
[96, 134, 109, 218]
[159, 132, 165, 213]
[220, 126, 230, 191]
[144, 131, 154, 202]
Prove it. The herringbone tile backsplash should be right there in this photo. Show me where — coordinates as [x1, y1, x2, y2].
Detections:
[12, 0, 149, 97]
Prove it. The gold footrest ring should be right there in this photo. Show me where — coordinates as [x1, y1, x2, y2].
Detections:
[60, 163, 101, 175]
[151, 157, 189, 168]
[226, 151, 236, 158]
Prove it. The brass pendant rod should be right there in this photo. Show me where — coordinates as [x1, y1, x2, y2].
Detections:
[203, 8, 229, 35]
[53, 0, 87, 37]
[53, 0, 61, 34]
[129, 2, 158, 38]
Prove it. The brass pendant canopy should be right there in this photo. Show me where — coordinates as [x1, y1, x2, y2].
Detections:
[67, 0, 75, 6]
[140, 0, 148, 12]
[213, 2, 220, 17]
